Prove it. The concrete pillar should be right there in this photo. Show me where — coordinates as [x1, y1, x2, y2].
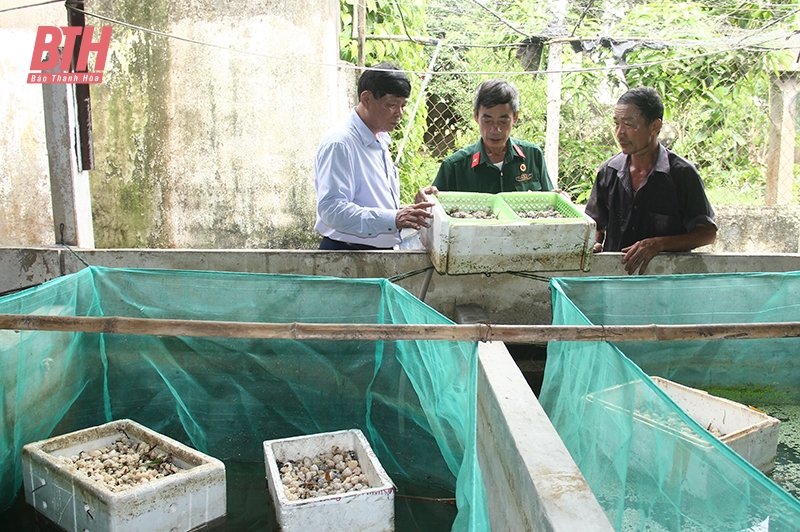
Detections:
[545, 42, 562, 189]
[765, 72, 799, 206]
[41, 60, 95, 248]
[544, 0, 568, 189]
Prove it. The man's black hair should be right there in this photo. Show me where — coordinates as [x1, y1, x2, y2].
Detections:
[617, 86, 664, 124]
[358, 62, 411, 99]
[473, 79, 519, 114]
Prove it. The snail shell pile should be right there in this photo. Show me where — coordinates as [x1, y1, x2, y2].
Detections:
[515, 206, 565, 219]
[278, 445, 371, 501]
[447, 206, 497, 219]
[59, 438, 180, 492]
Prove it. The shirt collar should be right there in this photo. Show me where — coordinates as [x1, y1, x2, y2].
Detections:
[608, 143, 669, 174]
[350, 108, 391, 147]
[652, 143, 670, 174]
[476, 138, 523, 166]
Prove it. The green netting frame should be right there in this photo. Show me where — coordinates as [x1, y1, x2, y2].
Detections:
[541, 272, 800, 531]
[0, 266, 489, 531]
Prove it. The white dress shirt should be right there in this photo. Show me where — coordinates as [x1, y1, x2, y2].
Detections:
[314, 109, 401, 248]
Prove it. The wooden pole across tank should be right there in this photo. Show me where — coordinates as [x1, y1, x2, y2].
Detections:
[0, 314, 799, 343]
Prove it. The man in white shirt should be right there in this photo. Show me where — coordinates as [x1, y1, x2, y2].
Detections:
[314, 62, 434, 250]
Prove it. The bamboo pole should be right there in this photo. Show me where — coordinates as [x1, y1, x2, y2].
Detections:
[1, 314, 800, 343]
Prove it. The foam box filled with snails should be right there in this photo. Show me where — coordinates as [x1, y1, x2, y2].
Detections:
[263, 428, 395, 532]
[420, 191, 595, 275]
[21, 418, 226, 532]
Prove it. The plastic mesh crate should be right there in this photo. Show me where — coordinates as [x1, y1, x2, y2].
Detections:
[497, 192, 585, 223]
[432, 192, 519, 224]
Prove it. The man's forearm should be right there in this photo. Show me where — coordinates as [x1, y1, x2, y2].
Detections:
[655, 224, 717, 252]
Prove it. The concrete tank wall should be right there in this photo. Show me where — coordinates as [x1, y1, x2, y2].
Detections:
[3, 247, 800, 325]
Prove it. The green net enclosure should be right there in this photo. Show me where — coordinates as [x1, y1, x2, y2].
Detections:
[0, 266, 489, 531]
[541, 272, 800, 532]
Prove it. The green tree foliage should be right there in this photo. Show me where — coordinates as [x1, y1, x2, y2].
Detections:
[624, 49, 773, 205]
[546, 0, 799, 204]
[339, 0, 434, 204]
[339, 0, 800, 205]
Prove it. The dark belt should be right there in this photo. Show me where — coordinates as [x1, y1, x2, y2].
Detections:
[319, 237, 391, 251]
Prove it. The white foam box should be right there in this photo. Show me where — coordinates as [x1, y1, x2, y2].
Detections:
[420, 191, 595, 274]
[263, 428, 395, 532]
[651, 377, 781, 474]
[21, 418, 227, 532]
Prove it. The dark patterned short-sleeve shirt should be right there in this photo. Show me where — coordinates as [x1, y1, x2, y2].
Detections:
[585, 144, 716, 251]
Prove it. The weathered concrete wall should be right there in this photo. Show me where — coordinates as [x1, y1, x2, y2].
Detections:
[88, 0, 346, 248]
[87, 1, 172, 248]
[2, 0, 348, 249]
[711, 205, 800, 253]
[0, 4, 63, 247]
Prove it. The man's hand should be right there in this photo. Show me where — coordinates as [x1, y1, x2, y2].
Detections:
[621, 225, 716, 275]
[396, 201, 435, 230]
[621, 238, 664, 275]
[415, 185, 439, 204]
[592, 229, 605, 254]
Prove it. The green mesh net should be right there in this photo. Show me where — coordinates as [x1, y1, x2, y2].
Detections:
[0, 266, 489, 531]
[541, 272, 800, 532]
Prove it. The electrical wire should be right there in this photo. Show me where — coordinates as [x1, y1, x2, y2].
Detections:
[509, 272, 553, 283]
[387, 265, 435, 283]
[59, 223, 91, 268]
[65, 4, 359, 70]
[0, 0, 61, 13]
[466, 0, 529, 38]
[63, 3, 798, 78]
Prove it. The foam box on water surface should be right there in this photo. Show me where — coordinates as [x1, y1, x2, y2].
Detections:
[651, 376, 781, 474]
[22, 418, 226, 532]
[587, 378, 781, 478]
[263, 428, 395, 532]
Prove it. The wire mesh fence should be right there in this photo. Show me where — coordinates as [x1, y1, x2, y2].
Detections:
[359, 1, 800, 208]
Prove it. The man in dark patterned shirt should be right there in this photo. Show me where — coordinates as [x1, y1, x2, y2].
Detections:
[585, 86, 717, 275]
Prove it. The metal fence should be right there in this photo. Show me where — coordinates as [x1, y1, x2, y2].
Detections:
[379, 7, 800, 208]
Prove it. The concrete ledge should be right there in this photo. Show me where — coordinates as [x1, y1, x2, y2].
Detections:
[2, 247, 800, 324]
[477, 341, 614, 531]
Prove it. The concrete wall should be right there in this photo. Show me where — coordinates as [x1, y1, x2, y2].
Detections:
[90, 0, 348, 249]
[711, 205, 800, 253]
[3, 247, 800, 325]
[0, 3, 63, 247]
[1, 0, 349, 249]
